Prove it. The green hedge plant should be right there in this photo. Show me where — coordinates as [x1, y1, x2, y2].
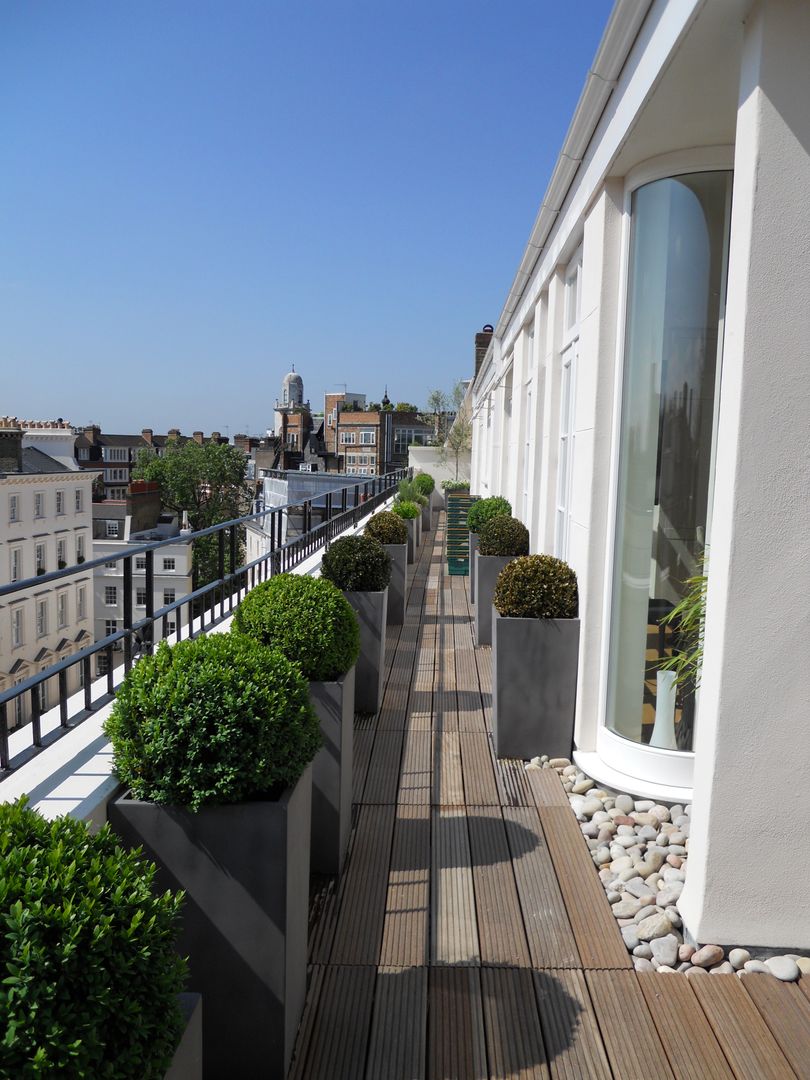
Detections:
[478, 515, 530, 557]
[493, 554, 578, 619]
[320, 534, 392, 592]
[414, 473, 435, 496]
[441, 479, 470, 491]
[467, 495, 511, 534]
[233, 573, 359, 681]
[365, 510, 408, 546]
[392, 500, 420, 520]
[0, 798, 186, 1079]
[104, 634, 320, 811]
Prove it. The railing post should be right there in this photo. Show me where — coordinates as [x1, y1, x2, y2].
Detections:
[0, 704, 9, 771]
[123, 555, 134, 673]
[218, 528, 226, 619]
[59, 670, 68, 728]
[31, 689, 41, 748]
[144, 550, 155, 655]
[229, 525, 238, 610]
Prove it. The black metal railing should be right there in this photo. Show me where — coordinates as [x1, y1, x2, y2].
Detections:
[0, 469, 407, 775]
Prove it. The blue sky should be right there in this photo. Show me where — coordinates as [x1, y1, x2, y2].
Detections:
[2, 1, 611, 437]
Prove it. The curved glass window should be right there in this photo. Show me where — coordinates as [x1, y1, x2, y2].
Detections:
[606, 171, 732, 752]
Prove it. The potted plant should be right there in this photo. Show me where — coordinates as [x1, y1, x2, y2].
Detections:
[365, 510, 408, 625]
[467, 496, 511, 602]
[414, 472, 436, 530]
[474, 515, 530, 646]
[491, 554, 579, 760]
[233, 573, 360, 875]
[321, 534, 391, 714]
[106, 633, 320, 1080]
[0, 797, 196, 1080]
[392, 499, 421, 564]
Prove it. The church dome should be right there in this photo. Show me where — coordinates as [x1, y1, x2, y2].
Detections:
[281, 366, 304, 406]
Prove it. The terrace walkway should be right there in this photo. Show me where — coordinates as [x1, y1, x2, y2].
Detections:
[289, 517, 810, 1079]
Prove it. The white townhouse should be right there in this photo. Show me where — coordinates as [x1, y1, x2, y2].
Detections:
[0, 420, 95, 724]
[471, 0, 810, 949]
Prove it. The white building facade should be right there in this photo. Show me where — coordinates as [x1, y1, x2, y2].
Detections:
[471, 0, 810, 948]
[0, 421, 95, 724]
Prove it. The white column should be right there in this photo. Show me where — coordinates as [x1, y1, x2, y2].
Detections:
[537, 270, 566, 551]
[679, 0, 810, 948]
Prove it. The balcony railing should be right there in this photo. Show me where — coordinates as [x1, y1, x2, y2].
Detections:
[0, 470, 407, 775]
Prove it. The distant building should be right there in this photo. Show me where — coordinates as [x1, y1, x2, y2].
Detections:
[0, 419, 95, 727]
[322, 390, 432, 475]
[91, 481, 192, 675]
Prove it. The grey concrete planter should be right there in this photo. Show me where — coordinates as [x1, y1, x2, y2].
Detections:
[468, 532, 479, 601]
[415, 512, 422, 550]
[492, 611, 580, 760]
[343, 589, 388, 714]
[383, 543, 407, 625]
[108, 766, 312, 1080]
[310, 667, 355, 876]
[474, 553, 517, 646]
[405, 518, 418, 564]
[166, 994, 203, 1080]
[421, 502, 431, 533]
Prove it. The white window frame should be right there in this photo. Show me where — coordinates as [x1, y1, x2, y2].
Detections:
[339, 431, 356, 445]
[76, 534, 85, 561]
[56, 490, 65, 515]
[35, 543, 46, 574]
[57, 591, 68, 629]
[359, 430, 375, 445]
[36, 600, 48, 638]
[57, 538, 66, 566]
[136, 587, 148, 607]
[106, 520, 119, 538]
[34, 492, 45, 518]
[104, 585, 117, 606]
[162, 558, 176, 572]
[11, 608, 24, 648]
[77, 585, 86, 620]
[9, 494, 19, 523]
[163, 588, 176, 606]
[75, 489, 83, 512]
[10, 547, 22, 583]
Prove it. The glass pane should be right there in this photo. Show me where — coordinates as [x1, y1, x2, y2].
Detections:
[606, 171, 731, 752]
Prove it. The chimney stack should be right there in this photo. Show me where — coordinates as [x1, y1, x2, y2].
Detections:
[141, 428, 153, 445]
[193, 431, 204, 445]
[0, 419, 23, 474]
[474, 324, 494, 378]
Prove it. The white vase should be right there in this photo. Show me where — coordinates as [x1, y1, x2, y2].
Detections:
[650, 670, 678, 750]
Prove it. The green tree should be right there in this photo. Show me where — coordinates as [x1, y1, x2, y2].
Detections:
[426, 388, 449, 439]
[394, 401, 420, 413]
[439, 380, 473, 480]
[133, 441, 252, 588]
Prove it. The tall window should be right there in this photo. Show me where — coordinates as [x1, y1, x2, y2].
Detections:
[77, 585, 86, 620]
[607, 172, 731, 753]
[105, 619, 118, 637]
[57, 539, 66, 566]
[10, 547, 22, 583]
[136, 587, 148, 607]
[12, 609, 23, 648]
[9, 494, 19, 522]
[163, 589, 176, 605]
[56, 490, 64, 515]
[57, 592, 68, 629]
[75, 489, 83, 512]
[105, 586, 117, 606]
[34, 492, 44, 518]
[76, 534, 85, 562]
[36, 600, 48, 637]
[35, 543, 45, 573]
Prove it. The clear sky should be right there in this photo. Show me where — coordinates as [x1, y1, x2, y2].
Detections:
[2, 1, 611, 438]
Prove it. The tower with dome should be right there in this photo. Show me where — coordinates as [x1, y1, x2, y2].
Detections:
[273, 365, 314, 466]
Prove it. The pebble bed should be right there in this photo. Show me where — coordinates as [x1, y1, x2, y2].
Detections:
[526, 755, 809, 982]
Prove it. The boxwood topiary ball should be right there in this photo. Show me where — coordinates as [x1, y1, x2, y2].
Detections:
[391, 499, 420, 520]
[493, 554, 578, 619]
[414, 472, 435, 495]
[233, 573, 360, 681]
[365, 510, 408, 546]
[104, 635, 321, 811]
[478, 515, 530, 557]
[467, 495, 511, 533]
[0, 798, 186, 1079]
[320, 534, 392, 592]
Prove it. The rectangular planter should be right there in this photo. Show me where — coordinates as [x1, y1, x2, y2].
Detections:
[415, 511, 422, 550]
[383, 543, 407, 625]
[343, 588, 387, 714]
[474, 553, 516, 646]
[468, 532, 479, 601]
[421, 502, 431, 533]
[166, 994, 203, 1080]
[310, 667, 355, 876]
[108, 766, 312, 1080]
[406, 518, 418, 564]
[492, 611, 580, 761]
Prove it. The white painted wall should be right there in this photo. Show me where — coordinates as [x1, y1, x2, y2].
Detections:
[679, 0, 810, 948]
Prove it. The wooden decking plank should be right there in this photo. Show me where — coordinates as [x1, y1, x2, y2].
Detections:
[366, 966, 427, 1080]
[638, 971, 734, 1079]
[480, 967, 549, 1079]
[586, 970, 675, 1080]
[361, 730, 405, 804]
[539, 805, 631, 969]
[533, 969, 612, 1080]
[467, 805, 531, 967]
[380, 804, 430, 968]
[377, 680, 409, 731]
[331, 804, 396, 965]
[353, 729, 375, 805]
[743, 970, 810, 1076]
[428, 967, 488, 1080]
[496, 758, 534, 806]
[289, 964, 327, 1080]
[309, 875, 339, 965]
[433, 732, 465, 806]
[433, 688, 459, 732]
[431, 806, 480, 965]
[291, 965, 376, 1080]
[398, 730, 432, 806]
[459, 731, 500, 805]
[527, 767, 570, 808]
[457, 688, 488, 732]
[690, 972, 797, 1080]
[503, 807, 580, 969]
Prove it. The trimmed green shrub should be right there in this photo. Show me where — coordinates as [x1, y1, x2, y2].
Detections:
[392, 500, 420, 520]
[320, 534, 392, 592]
[414, 473, 435, 496]
[467, 495, 511, 533]
[478, 515, 530, 557]
[365, 510, 408, 546]
[233, 574, 359, 681]
[0, 798, 186, 1079]
[398, 479, 419, 502]
[493, 554, 578, 619]
[105, 635, 320, 810]
[441, 479, 470, 491]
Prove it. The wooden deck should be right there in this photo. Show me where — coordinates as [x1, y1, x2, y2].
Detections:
[290, 517, 810, 1079]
